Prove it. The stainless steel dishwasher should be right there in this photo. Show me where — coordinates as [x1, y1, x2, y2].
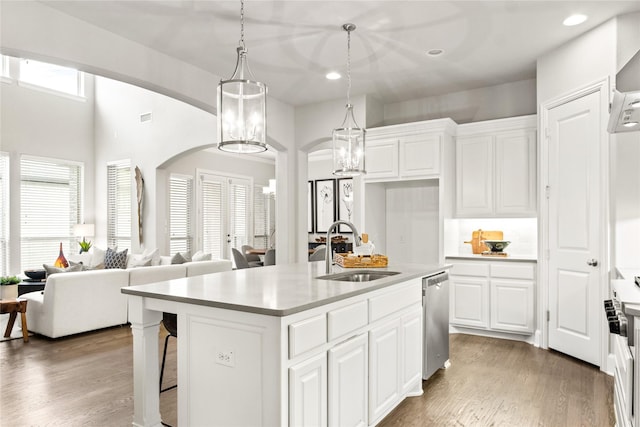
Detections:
[423, 271, 450, 380]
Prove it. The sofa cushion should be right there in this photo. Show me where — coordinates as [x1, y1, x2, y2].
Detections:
[105, 248, 128, 269]
[171, 252, 191, 264]
[142, 247, 161, 266]
[127, 253, 154, 268]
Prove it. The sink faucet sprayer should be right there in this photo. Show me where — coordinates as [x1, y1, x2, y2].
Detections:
[325, 220, 361, 274]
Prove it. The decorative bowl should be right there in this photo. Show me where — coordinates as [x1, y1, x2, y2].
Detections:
[24, 269, 47, 281]
[482, 240, 511, 252]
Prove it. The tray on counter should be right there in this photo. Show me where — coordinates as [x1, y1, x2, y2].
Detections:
[334, 253, 388, 268]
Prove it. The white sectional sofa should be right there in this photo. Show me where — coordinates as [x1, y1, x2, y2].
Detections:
[22, 259, 232, 338]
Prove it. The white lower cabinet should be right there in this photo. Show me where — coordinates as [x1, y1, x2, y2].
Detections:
[328, 334, 368, 427]
[369, 317, 402, 423]
[448, 259, 535, 335]
[290, 353, 328, 427]
[287, 279, 423, 427]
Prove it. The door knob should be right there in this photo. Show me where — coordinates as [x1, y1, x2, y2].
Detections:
[587, 259, 598, 267]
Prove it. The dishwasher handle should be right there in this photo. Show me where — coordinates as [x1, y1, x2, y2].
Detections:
[424, 272, 448, 287]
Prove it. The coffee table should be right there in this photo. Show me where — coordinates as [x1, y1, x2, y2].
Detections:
[0, 298, 29, 342]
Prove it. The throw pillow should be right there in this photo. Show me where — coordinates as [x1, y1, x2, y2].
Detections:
[171, 252, 188, 265]
[67, 252, 93, 266]
[43, 263, 84, 276]
[104, 248, 128, 269]
[142, 247, 161, 266]
[127, 253, 153, 268]
[130, 259, 152, 268]
[90, 246, 117, 268]
[192, 250, 212, 262]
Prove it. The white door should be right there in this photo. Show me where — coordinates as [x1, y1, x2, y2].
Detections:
[547, 89, 603, 366]
[328, 334, 368, 427]
[198, 173, 252, 260]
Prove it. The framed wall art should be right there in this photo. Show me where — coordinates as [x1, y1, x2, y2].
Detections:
[314, 179, 335, 233]
[337, 178, 354, 233]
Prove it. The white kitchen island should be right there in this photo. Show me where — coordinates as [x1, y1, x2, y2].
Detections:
[122, 261, 447, 427]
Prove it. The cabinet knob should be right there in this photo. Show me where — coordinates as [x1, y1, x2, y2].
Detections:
[587, 259, 598, 267]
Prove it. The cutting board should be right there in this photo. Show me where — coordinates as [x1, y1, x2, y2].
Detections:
[464, 230, 504, 254]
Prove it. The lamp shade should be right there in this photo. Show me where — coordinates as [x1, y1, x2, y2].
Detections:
[332, 104, 366, 176]
[73, 223, 95, 237]
[218, 47, 267, 153]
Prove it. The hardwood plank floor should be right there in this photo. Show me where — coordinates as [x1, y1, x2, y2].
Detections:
[0, 327, 614, 426]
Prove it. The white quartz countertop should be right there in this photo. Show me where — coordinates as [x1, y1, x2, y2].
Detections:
[445, 254, 537, 262]
[122, 262, 449, 317]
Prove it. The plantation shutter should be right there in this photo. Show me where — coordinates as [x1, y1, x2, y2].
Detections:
[201, 175, 224, 259]
[20, 156, 83, 270]
[253, 185, 268, 249]
[0, 153, 8, 275]
[169, 175, 193, 255]
[229, 179, 250, 250]
[107, 160, 131, 251]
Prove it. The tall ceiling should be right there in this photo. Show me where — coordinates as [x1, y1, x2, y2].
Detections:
[39, 1, 640, 107]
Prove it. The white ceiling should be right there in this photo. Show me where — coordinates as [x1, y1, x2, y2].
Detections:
[42, 1, 640, 108]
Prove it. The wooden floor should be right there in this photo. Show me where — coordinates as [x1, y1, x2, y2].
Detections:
[0, 327, 614, 426]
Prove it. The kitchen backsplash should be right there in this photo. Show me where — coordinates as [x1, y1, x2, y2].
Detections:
[444, 218, 538, 257]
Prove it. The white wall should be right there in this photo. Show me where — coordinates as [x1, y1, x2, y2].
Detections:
[613, 132, 640, 268]
[384, 79, 537, 126]
[0, 56, 95, 274]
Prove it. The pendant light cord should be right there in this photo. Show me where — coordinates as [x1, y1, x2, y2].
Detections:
[239, 0, 245, 49]
[346, 27, 352, 106]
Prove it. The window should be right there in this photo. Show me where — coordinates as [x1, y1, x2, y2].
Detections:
[19, 58, 84, 97]
[253, 185, 275, 249]
[1, 55, 10, 79]
[20, 156, 83, 270]
[107, 160, 131, 251]
[169, 174, 193, 255]
[0, 153, 9, 276]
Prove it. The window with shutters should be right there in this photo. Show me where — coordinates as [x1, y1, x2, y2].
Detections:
[107, 160, 131, 251]
[253, 185, 275, 249]
[198, 172, 252, 261]
[20, 156, 84, 270]
[0, 153, 9, 276]
[169, 174, 193, 255]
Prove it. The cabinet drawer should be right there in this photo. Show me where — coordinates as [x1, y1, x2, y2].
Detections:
[327, 301, 368, 341]
[490, 263, 534, 280]
[450, 262, 489, 277]
[289, 314, 327, 358]
[369, 281, 421, 322]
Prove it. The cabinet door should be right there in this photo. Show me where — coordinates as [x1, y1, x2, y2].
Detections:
[400, 307, 423, 395]
[364, 139, 398, 180]
[399, 135, 440, 177]
[369, 317, 401, 423]
[495, 130, 537, 216]
[490, 279, 534, 334]
[290, 353, 327, 427]
[328, 334, 368, 427]
[456, 136, 493, 216]
[450, 275, 489, 329]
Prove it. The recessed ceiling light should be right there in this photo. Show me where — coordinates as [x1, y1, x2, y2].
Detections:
[326, 71, 341, 80]
[563, 14, 588, 26]
[427, 49, 444, 56]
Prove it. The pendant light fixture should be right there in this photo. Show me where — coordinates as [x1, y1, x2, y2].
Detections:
[332, 23, 366, 176]
[217, 0, 267, 153]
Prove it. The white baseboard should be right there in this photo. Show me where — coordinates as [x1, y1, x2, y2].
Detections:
[450, 325, 537, 345]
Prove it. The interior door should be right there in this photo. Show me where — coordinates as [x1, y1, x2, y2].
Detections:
[547, 89, 602, 366]
[199, 173, 252, 260]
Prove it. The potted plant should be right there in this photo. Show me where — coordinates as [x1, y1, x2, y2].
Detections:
[0, 275, 21, 300]
[78, 238, 92, 253]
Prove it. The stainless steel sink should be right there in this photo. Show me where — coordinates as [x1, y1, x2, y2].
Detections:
[316, 270, 400, 282]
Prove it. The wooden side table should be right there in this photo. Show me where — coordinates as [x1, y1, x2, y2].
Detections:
[0, 298, 29, 342]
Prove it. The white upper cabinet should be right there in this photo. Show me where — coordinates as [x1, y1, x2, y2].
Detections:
[455, 115, 537, 217]
[365, 119, 456, 182]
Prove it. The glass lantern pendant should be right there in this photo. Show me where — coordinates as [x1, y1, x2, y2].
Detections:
[217, 0, 267, 154]
[332, 23, 366, 176]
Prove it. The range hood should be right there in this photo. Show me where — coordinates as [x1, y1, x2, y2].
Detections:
[608, 49, 640, 133]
